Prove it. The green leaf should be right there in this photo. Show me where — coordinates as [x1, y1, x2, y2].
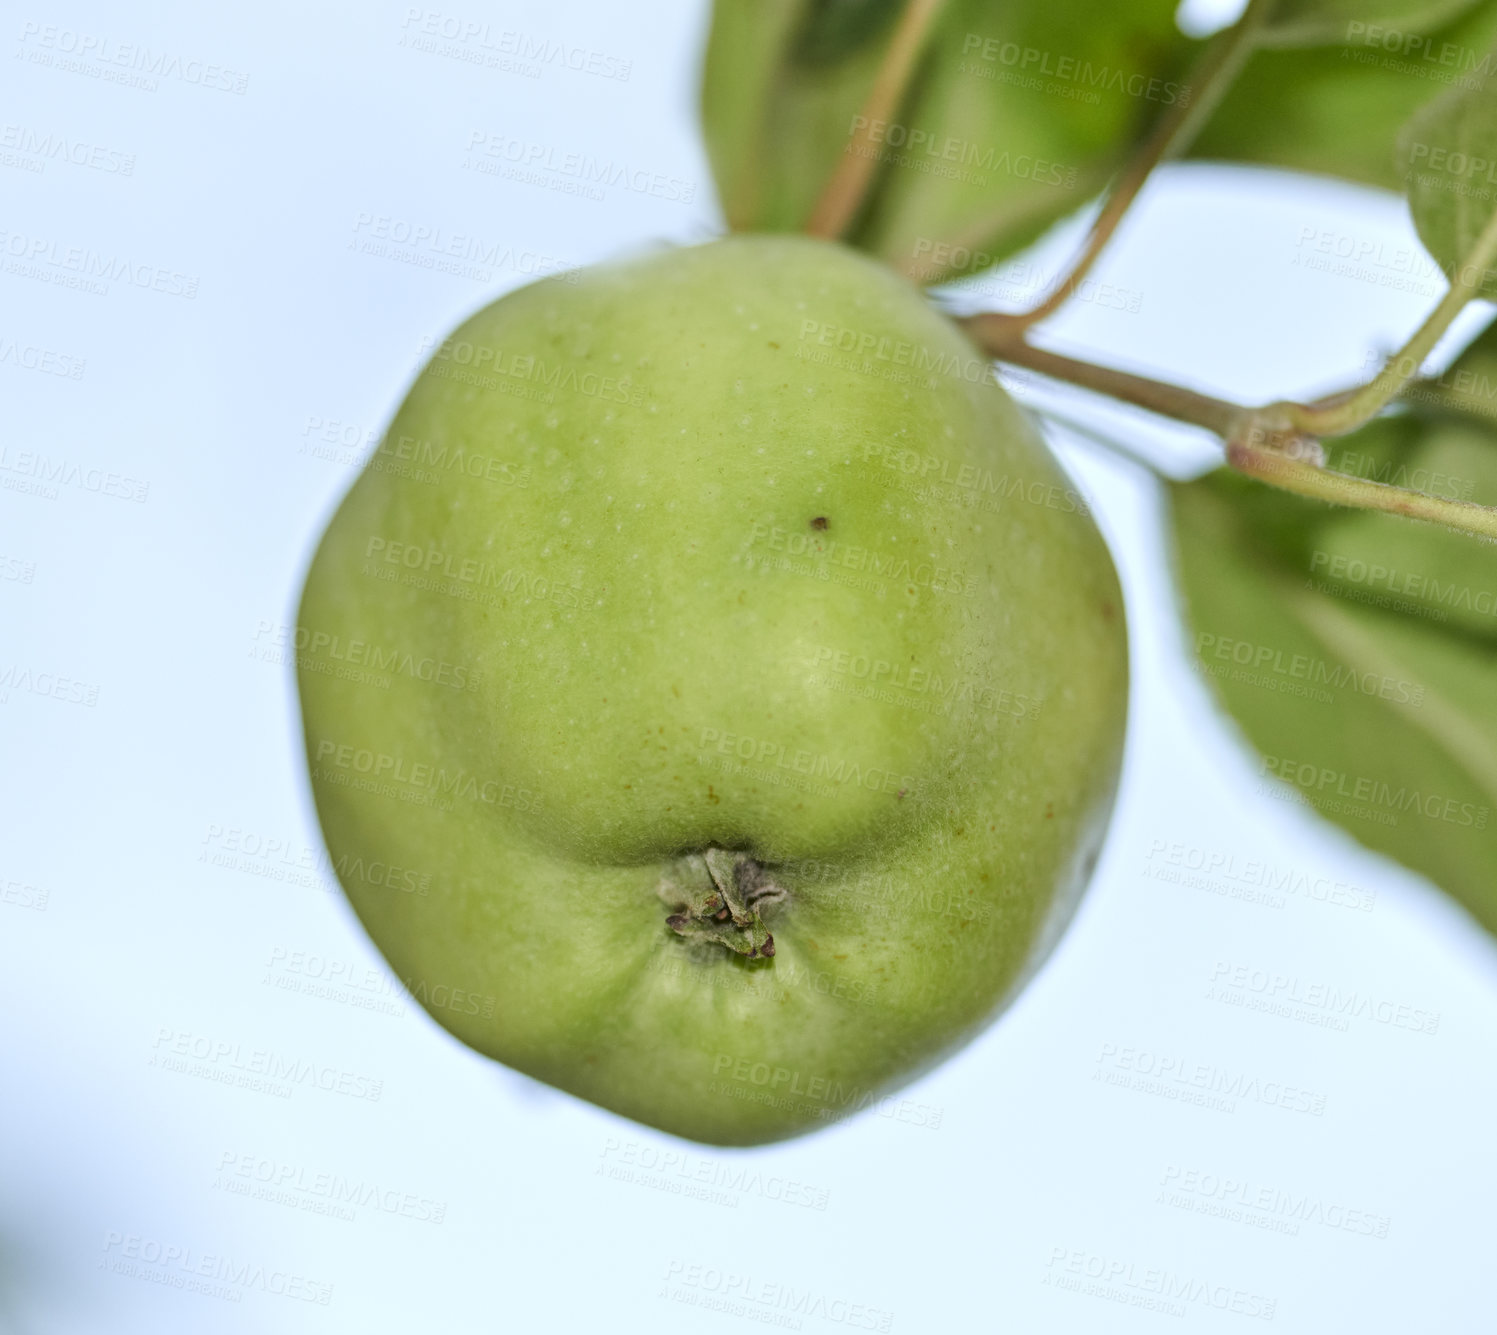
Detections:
[1258, 0, 1482, 50]
[1169, 398, 1497, 935]
[1397, 56, 1497, 298]
[698, 0, 1192, 277]
[1190, 2, 1497, 190]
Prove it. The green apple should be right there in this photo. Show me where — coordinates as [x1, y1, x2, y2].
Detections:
[296, 234, 1127, 1145]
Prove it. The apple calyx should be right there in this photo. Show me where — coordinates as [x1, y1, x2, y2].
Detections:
[658, 848, 786, 958]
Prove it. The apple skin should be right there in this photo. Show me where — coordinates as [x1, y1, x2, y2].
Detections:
[296, 234, 1126, 1145]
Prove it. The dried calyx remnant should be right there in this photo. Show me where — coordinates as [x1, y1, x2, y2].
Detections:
[658, 848, 787, 958]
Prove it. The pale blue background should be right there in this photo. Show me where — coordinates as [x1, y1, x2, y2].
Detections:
[3, 0, 1496, 1330]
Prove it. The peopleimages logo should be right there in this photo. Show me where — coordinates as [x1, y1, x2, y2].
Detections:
[1142, 838, 1377, 912]
[0, 122, 135, 174]
[1333, 446, 1475, 500]
[708, 1053, 943, 1129]
[809, 646, 1039, 719]
[1345, 20, 1497, 74]
[845, 115, 1077, 189]
[253, 619, 482, 691]
[958, 34, 1189, 106]
[746, 521, 974, 596]
[150, 1028, 383, 1102]
[463, 131, 695, 203]
[859, 439, 1090, 516]
[1194, 631, 1424, 706]
[215, 1150, 447, 1224]
[100, 1232, 331, 1304]
[0, 335, 86, 379]
[360, 535, 587, 609]
[0, 663, 100, 707]
[799, 317, 992, 384]
[1094, 1043, 1328, 1116]
[350, 212, 577, 287]
[1260, 754, 1490, 829]
[697, 727, 920, 800]
[663, 1260, 893, 1330]
[0, 446, 149, 501]
[417, 334, 644, 406]
[1043, 1247, 1275, 1321]
[1159, 1165, 1392, 1239]
[16, 23, 250, 93]
[1207, 961, 1440, 1035]
[399, 9, 632, 81]
[1309, 550, 1497, 615]
[600, 1139, 831, 1210]
[0, 228, 199, 297]
[311, 738, 542, 814]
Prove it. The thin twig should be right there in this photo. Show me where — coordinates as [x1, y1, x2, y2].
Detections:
[1228, 439, 1497, 541]
[962, 315, 1497, 542]
[992, 0, 1275, 330]
[1281, 205, 1497, 437]
[963, 315, 1243, 435]
[804, 0, 949, 240]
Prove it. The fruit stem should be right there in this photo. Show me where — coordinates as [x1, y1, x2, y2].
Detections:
[804, 0, 950, 241]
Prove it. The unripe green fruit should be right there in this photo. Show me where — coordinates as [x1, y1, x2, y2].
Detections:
[296, 235, 1127, 1145]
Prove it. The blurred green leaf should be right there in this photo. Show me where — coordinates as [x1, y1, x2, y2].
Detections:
[1397, 58, 1497, 297]
[848, 0, 1191, 280]
[699, 0, 902, 233]
[1169, 368, 1497, 933]
[699, 0, 1191, 277]
[1191, 1, 1497, 189]
[700, 0, 1497, 266]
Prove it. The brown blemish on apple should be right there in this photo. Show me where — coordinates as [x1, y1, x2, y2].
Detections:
[810, 516, 829, 530]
